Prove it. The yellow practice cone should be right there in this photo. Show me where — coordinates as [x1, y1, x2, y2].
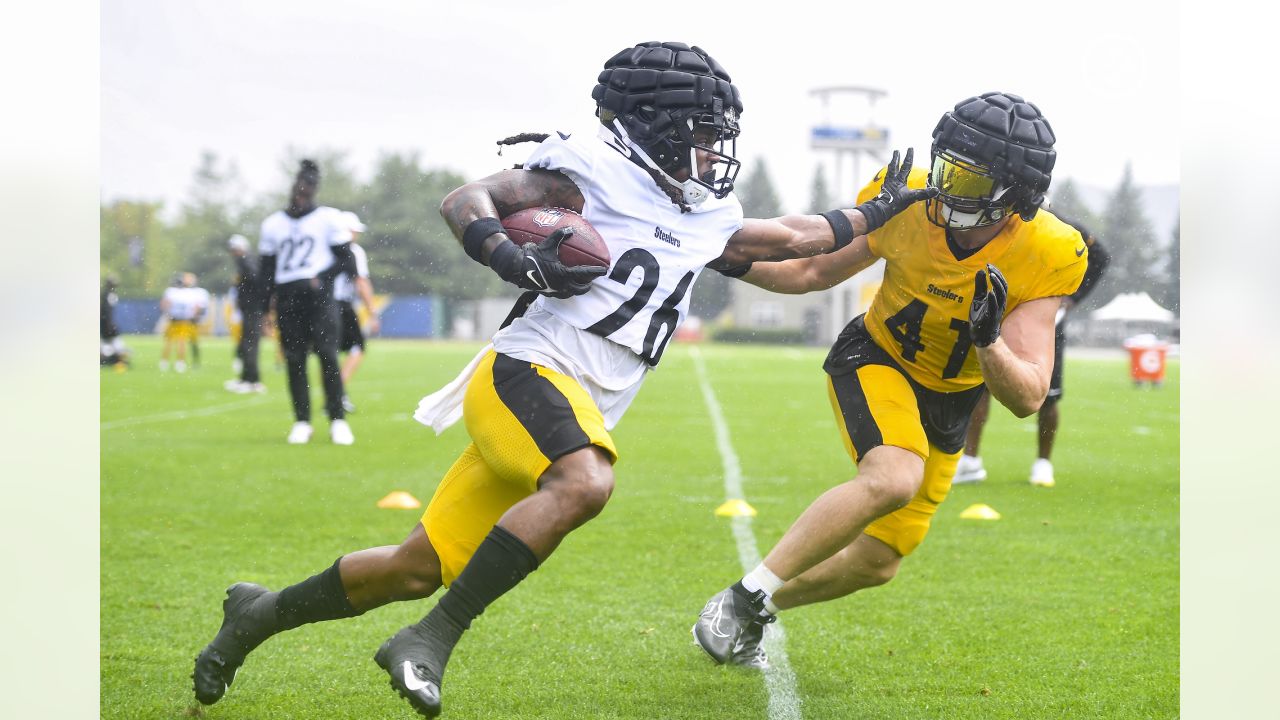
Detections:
[377, 491, 422, 509]
[715, 499, 757, 518]
[959, 503, 1001, 520]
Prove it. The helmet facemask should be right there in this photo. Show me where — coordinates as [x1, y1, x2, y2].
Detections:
[612, 99, 741, 206]
[925, 149, 1018, 230]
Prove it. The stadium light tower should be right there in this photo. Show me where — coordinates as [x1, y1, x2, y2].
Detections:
[809, 86, 890, 197]
[809, 86, 891, 344]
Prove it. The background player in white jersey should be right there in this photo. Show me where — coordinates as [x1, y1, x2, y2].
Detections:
[257, 160, 359, 445]
[159, 272, 209, 373]
[333, 211, 380, 413]
[192, 41, 933, 717]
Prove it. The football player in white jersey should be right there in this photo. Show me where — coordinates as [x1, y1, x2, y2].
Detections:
[159, 272, 208, 373]
[192, 41, 934, 716]
[333, 211, 380, 413]
[256, 160, 359, 445]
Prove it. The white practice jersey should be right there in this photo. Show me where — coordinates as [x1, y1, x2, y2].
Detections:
[259, 206, 353, 285]
[163, 286, 210, 321]
[509, 127, 743, 367]
[421, 127, 743, 435]
[333, 243, 370, 303]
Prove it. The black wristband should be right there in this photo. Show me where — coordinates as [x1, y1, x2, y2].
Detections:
[821, 210, 856, 252]
[462, 217, 506, 264]
[486, 239, 522, 283]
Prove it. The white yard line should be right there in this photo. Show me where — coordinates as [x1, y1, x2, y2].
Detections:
[691, 346, 802, 720]
[101, 396, 270, 430]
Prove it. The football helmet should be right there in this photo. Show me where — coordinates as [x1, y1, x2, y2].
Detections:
[927, 92, 1056, 229]
[592, 41, 743, 205]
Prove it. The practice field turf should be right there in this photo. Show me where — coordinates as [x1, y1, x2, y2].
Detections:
[101, 337, 1178, 719]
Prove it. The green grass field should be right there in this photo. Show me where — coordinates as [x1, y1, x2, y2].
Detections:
[101, 337, 1178, 719]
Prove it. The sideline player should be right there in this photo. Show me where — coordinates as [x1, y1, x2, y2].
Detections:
[257, 160, 358, 445]
[100, 276, 130, 369]
[692, 92, 1088, 669]
[224, 234, 269, 394]
[955, 217, 1110, 486]
[159, 273, 209, 373]
[191, 41, 934, 717]
[333, 211, 380, 413]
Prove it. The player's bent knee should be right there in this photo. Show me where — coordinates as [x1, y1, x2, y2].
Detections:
[541, 446, 615, 521]
[859, 449, 924, 512]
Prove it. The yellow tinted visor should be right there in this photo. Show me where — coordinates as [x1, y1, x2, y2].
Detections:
[930, 152, 996, 201]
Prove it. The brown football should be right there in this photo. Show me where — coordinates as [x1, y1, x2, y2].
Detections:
[501, 207, 611, 269]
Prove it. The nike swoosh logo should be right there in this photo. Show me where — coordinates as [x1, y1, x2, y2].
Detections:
[701, 597, 733, 639]
[525, 269, 547, 290]
[557, 131, 571, 140]
[1075, 245, 1086, 256]
[874, 170, 884, 182]
[402, 661, 431, 692]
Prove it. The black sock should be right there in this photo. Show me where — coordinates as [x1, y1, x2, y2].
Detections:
[276, 557, 363, 631]
[417, 526, 539, 637]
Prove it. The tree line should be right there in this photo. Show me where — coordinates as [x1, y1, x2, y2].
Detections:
[101, 150, 1179, 318]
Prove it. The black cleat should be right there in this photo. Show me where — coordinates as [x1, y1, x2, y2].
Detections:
[192, 583, 275, 705]
[692, 584, 775, 665]
[727, 616, 772, 670]
[374, 626, 449, 718]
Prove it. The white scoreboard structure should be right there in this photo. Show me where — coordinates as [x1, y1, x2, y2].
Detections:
[810, 86, 891, 196]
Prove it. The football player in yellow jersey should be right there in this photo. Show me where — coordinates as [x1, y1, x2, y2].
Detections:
[694, 92, 1088, 669]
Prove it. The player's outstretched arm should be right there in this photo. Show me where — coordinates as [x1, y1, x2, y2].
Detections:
[970, 265, 1060, 417]
[736, 235, 879, 294]
[711, 148, 933, 280]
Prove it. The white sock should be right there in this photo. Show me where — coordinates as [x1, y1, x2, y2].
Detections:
[740, 563, 784, 610]
[764, 597, 781, 615]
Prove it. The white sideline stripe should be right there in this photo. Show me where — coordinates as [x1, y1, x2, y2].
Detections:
[101, 396, 270, 430]
[691, 347, 802, 720]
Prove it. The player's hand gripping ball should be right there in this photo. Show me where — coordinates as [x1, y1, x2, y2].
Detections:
[500, 207, 610, 298]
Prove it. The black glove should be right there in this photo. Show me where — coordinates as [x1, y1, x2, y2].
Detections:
[854, 148, 939, 234]
[488, 227, 606, 299]
[969, 263, 1008, 348]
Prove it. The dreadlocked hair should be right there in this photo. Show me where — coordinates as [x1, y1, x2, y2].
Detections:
[493, 130, 690, 213]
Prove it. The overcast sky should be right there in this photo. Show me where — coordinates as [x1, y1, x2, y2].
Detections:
[102, 0, 1179, 215]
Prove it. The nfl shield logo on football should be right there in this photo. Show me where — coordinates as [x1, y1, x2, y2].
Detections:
[533, 208, 564, 227]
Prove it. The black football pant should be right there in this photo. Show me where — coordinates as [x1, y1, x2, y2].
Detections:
[276, 281, 344, 422]
[237, 305, 265, 384]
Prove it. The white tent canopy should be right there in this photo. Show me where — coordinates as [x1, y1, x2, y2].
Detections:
[1090, 292, 1176, 322]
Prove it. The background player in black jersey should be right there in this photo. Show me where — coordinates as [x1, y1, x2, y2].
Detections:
[954, 217, 1111, 487]
[257, 160, 359, 445]
[191, 41, 933, 718]
[224, 234, 268, 394]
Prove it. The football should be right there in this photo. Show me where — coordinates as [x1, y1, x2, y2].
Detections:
[501, 207, 611, 269]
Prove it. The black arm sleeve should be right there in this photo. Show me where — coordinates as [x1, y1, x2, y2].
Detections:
[319, 242, 357, 286]
[1072, 239, 1111, 303]
[259, 254, 277, 309]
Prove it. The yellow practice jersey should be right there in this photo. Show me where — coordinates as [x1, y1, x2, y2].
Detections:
[856, 167, 1087, 392]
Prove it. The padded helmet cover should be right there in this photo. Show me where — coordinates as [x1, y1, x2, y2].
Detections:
[932, 92, 1056, 198]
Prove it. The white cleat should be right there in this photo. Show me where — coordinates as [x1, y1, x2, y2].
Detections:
[175, 360, 188, 373]
[1029, 459, 1055, 487]
[330, 419, 355, 446]
[224, 379, 250, 393]
[248, 382, 267, 394]
[953, 454, 987, 484]
[287, 422, 313, 445]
